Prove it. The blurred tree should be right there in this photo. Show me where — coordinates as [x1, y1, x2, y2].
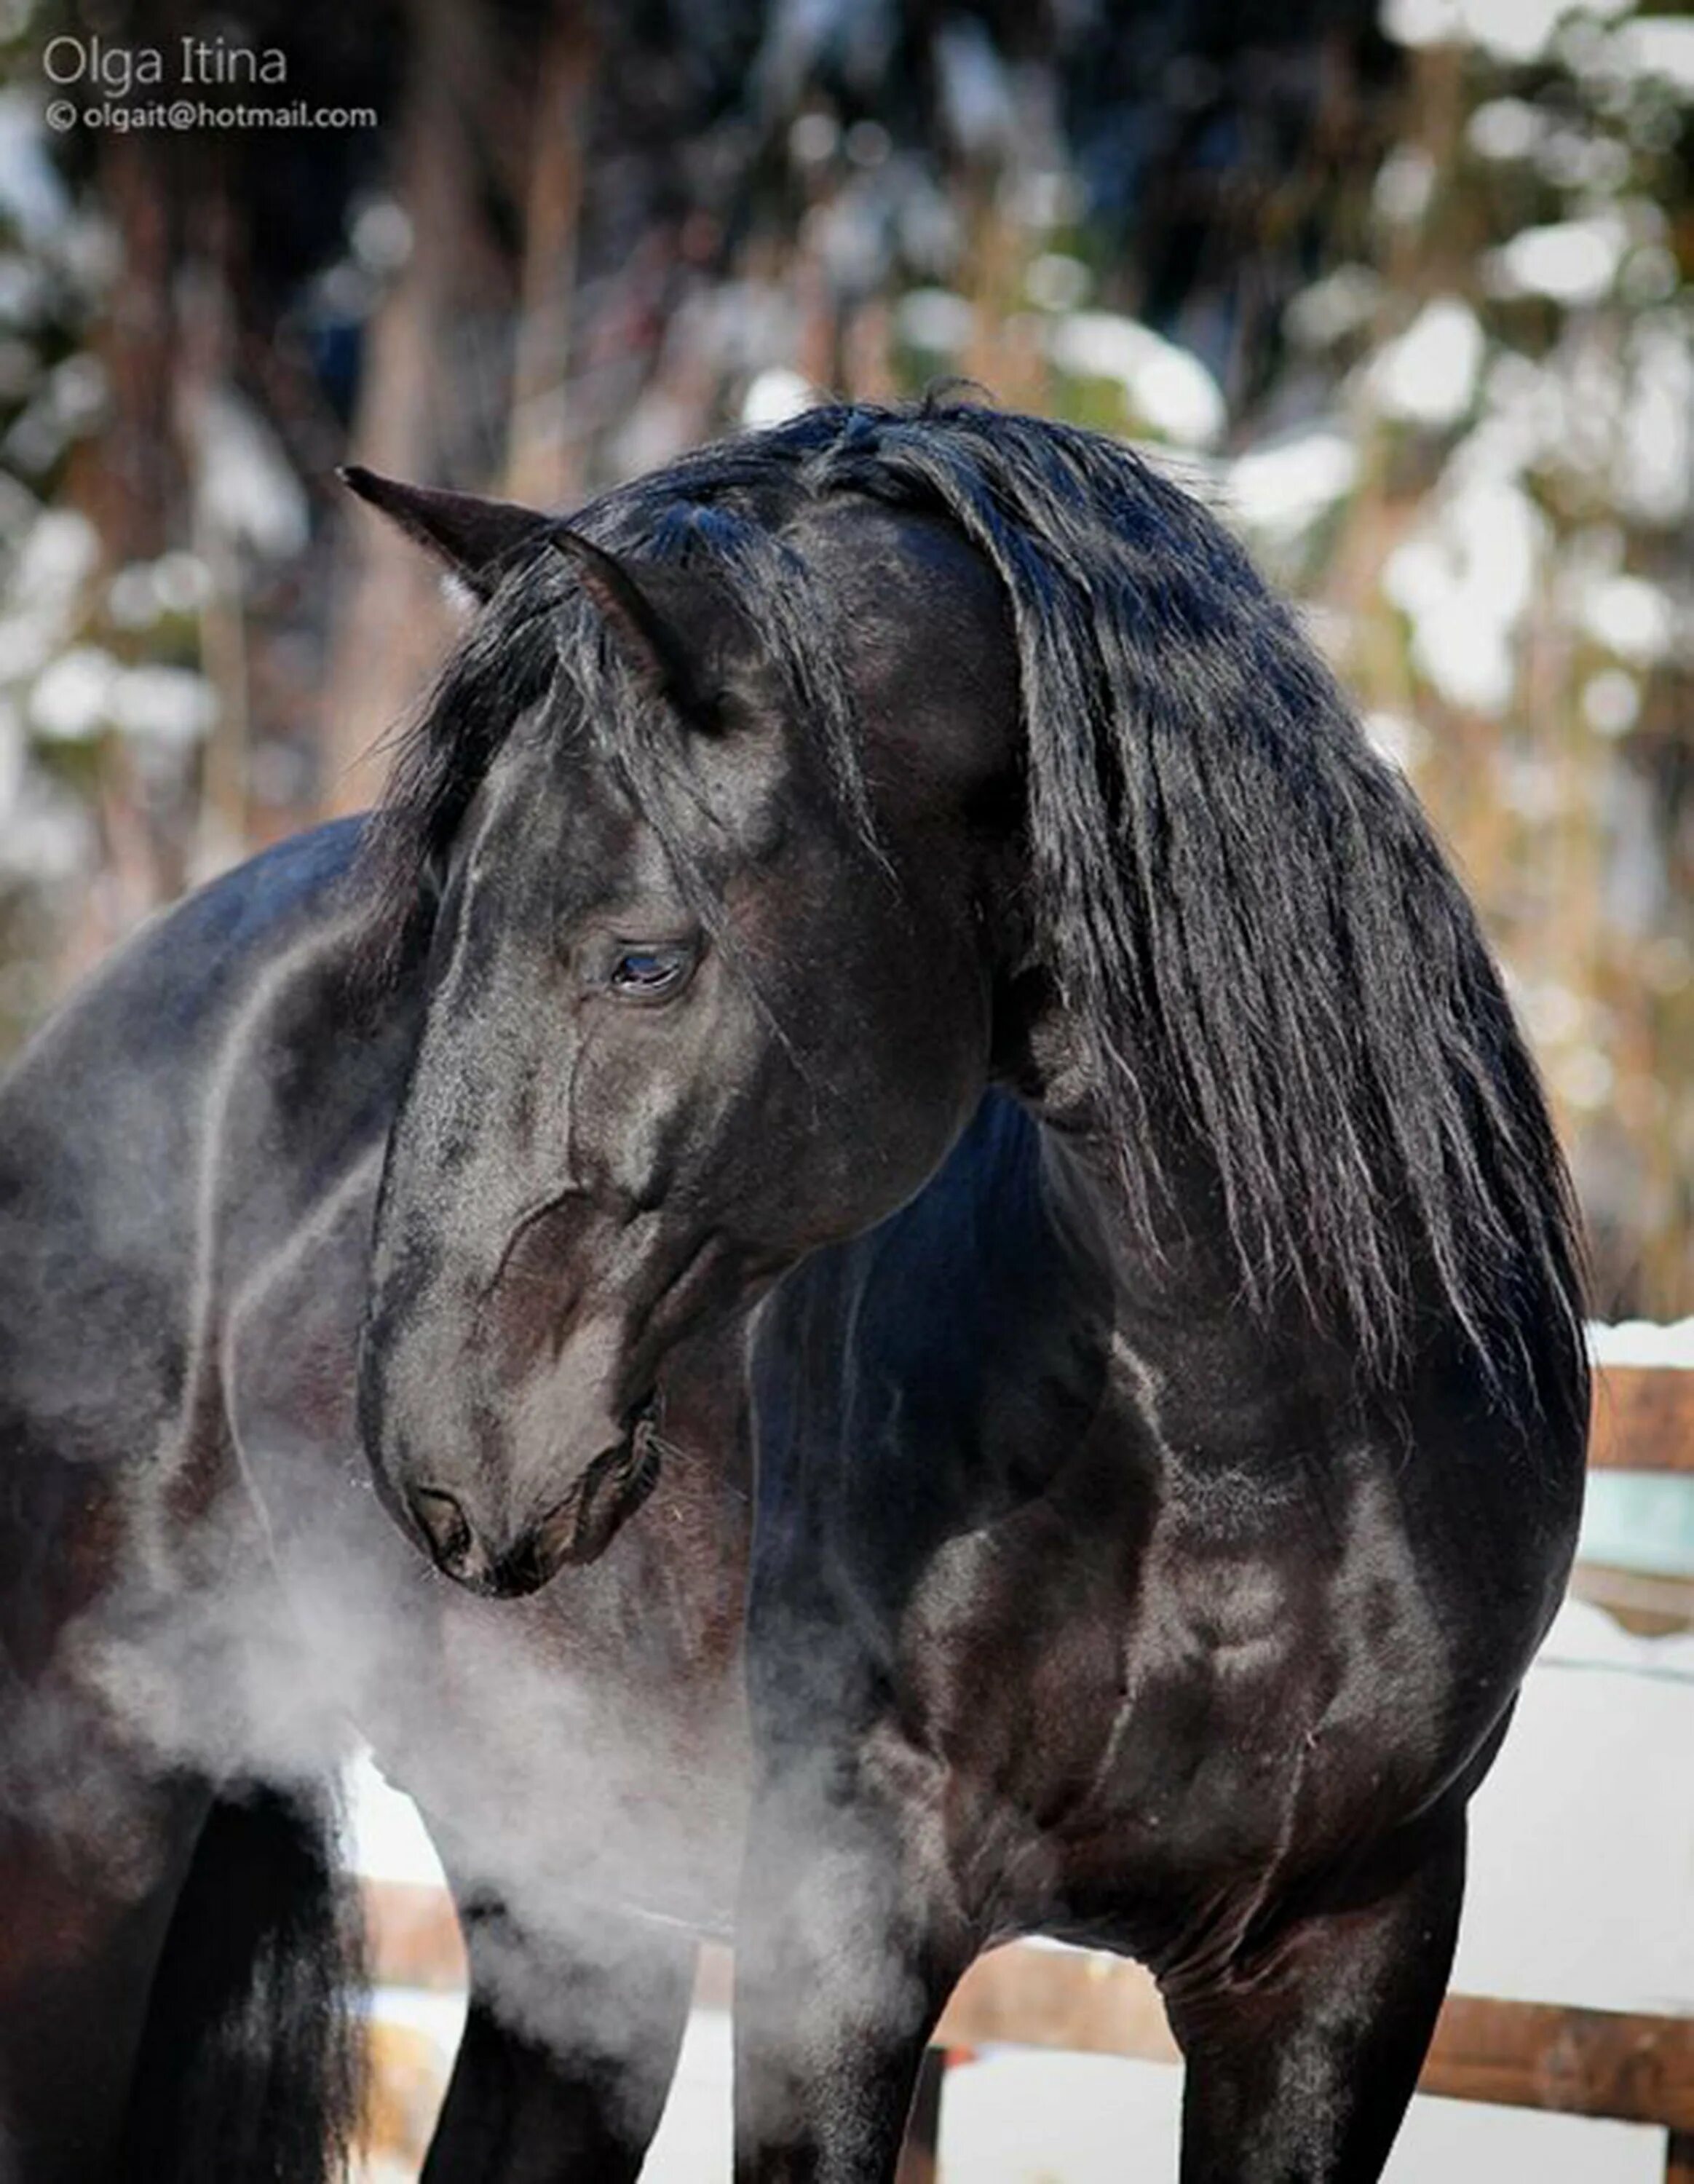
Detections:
[1316, 9, 1694, 1315]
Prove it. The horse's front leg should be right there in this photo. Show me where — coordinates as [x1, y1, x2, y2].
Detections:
[1165, 1811, 1468, 2184]
[732, 1753, 975, 2184]
[0, 1760, 205, 2184]
[420, 1871, 697, 2184]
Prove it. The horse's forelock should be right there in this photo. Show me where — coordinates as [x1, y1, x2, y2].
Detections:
[348, 439, 871, 997]
[349, 553, 571, 994]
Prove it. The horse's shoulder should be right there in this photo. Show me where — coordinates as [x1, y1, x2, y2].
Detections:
[0, 815, 394, 1348]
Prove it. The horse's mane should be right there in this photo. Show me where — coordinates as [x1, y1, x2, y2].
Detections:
[359, 397, 1587, 1409]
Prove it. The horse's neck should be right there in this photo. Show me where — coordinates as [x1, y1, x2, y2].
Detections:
[750, 1093, 1382, 1649]
[1029, 1112, 1366, 1484]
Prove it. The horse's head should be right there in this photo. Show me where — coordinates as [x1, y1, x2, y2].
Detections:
[350, 464, 1018, 1595]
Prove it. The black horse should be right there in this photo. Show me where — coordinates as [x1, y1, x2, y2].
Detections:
[0, 400, 1586, 2183]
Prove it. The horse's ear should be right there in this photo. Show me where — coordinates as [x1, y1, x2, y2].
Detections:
[338, 467, 553, 600]
[550, 529, 723, 732]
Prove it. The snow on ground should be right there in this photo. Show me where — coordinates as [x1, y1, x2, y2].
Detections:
[1592, 1316, 1694, 1367]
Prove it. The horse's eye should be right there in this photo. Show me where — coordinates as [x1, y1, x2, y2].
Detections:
[609, 946, 692, 1000]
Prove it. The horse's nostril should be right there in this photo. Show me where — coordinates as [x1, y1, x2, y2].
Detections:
[410, 1486, 475, 1573]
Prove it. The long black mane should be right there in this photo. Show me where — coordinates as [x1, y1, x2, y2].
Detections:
[360, 398, 1586, 1408]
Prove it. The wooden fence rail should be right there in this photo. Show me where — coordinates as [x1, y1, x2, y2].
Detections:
[1578, 1364, 1694, 1632]
[363, 1361, 1694, 2177]
[1588, 1364, 1694, 1473]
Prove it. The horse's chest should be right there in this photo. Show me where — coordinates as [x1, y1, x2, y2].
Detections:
[900, 1468, 1455, 1933]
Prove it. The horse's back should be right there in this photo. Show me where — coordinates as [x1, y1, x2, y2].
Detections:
[0, 817, 384, 1503]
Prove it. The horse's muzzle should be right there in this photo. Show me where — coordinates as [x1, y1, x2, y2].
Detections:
[405, 1401, 665, 1597]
